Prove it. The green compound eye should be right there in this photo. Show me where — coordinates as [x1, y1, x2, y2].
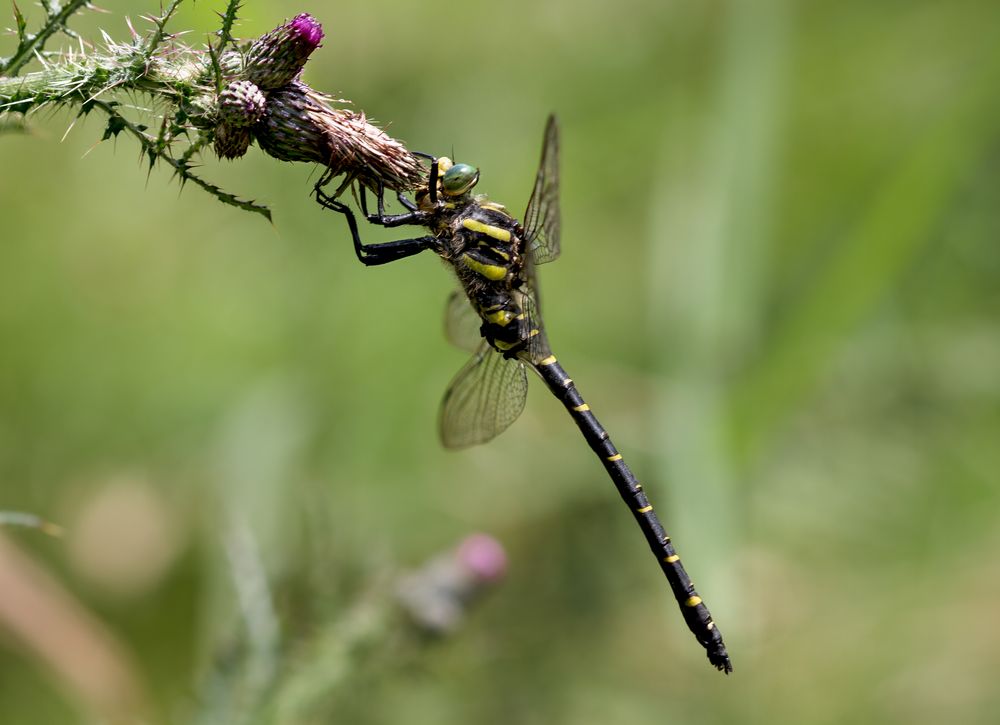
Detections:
[440, 163, 480, 196]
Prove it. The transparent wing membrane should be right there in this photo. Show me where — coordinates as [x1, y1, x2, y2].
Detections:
[519, 286, 552, 365]
[439, 343, 529, 449]
[522, 115, 561, 266]
[444, 288, 483, 353]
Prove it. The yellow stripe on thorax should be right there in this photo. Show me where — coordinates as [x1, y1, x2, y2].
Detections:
[485, 309, 515, 326]
[478, 201, 510, 214]
[463, 218, 512, 242]
[461, 253, 507, 281]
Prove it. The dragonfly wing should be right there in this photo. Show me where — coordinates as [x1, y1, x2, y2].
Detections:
[522, 115, 561, 266]
[444, 288, 482, 353]
[439, 342, 529, 449]
[515, 284, 552, 365]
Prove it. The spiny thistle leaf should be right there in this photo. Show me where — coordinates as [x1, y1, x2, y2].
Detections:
[180, 131, 213, 165]
[1, 0, 90, 75]
[13, 1, 27, 43]
[102, 113, 129, 140]
[207, 43, 225, 93]
[214, 0, 244, 55]
[174, 168, 272, 221]
[143, 0, 186, 56]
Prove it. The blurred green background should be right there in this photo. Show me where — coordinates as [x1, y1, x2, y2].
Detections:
[2, 0, 1000, 723]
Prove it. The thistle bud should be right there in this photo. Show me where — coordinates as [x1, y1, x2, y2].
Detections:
[395, 533, 508, 634]
[456, 534, 508, 583]
[214, 123, 253, 160]
[218, 50, 244, 77]
[218, 80, 267, 128]
[179, 93, 219, 130]
[244, 13, 325, 90]
[255, 80, 425, 192]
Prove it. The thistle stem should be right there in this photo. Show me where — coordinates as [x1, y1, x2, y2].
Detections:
[0, 50, 205, 116]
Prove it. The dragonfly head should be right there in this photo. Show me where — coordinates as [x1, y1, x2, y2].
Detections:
[439, 159, 480, 197]
[416, 157, 481, 210]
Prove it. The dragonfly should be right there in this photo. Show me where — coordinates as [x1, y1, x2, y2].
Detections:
[314, 116, 732, 673]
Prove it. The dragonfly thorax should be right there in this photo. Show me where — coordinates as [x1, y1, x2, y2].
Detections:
[444, 203, 532, 357]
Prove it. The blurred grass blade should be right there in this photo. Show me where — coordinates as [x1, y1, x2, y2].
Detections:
[732, 52, 1000, 460]
[646, 0, 791, 628]
[0, 511, 64, 537]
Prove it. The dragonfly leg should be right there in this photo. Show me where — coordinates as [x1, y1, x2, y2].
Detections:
[315, 194, 437, 266]
[410, 151, 440, 205]
[427, 156, 439, 205]
[359, 183, 429, 228]
[396, 191, 418, 212]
